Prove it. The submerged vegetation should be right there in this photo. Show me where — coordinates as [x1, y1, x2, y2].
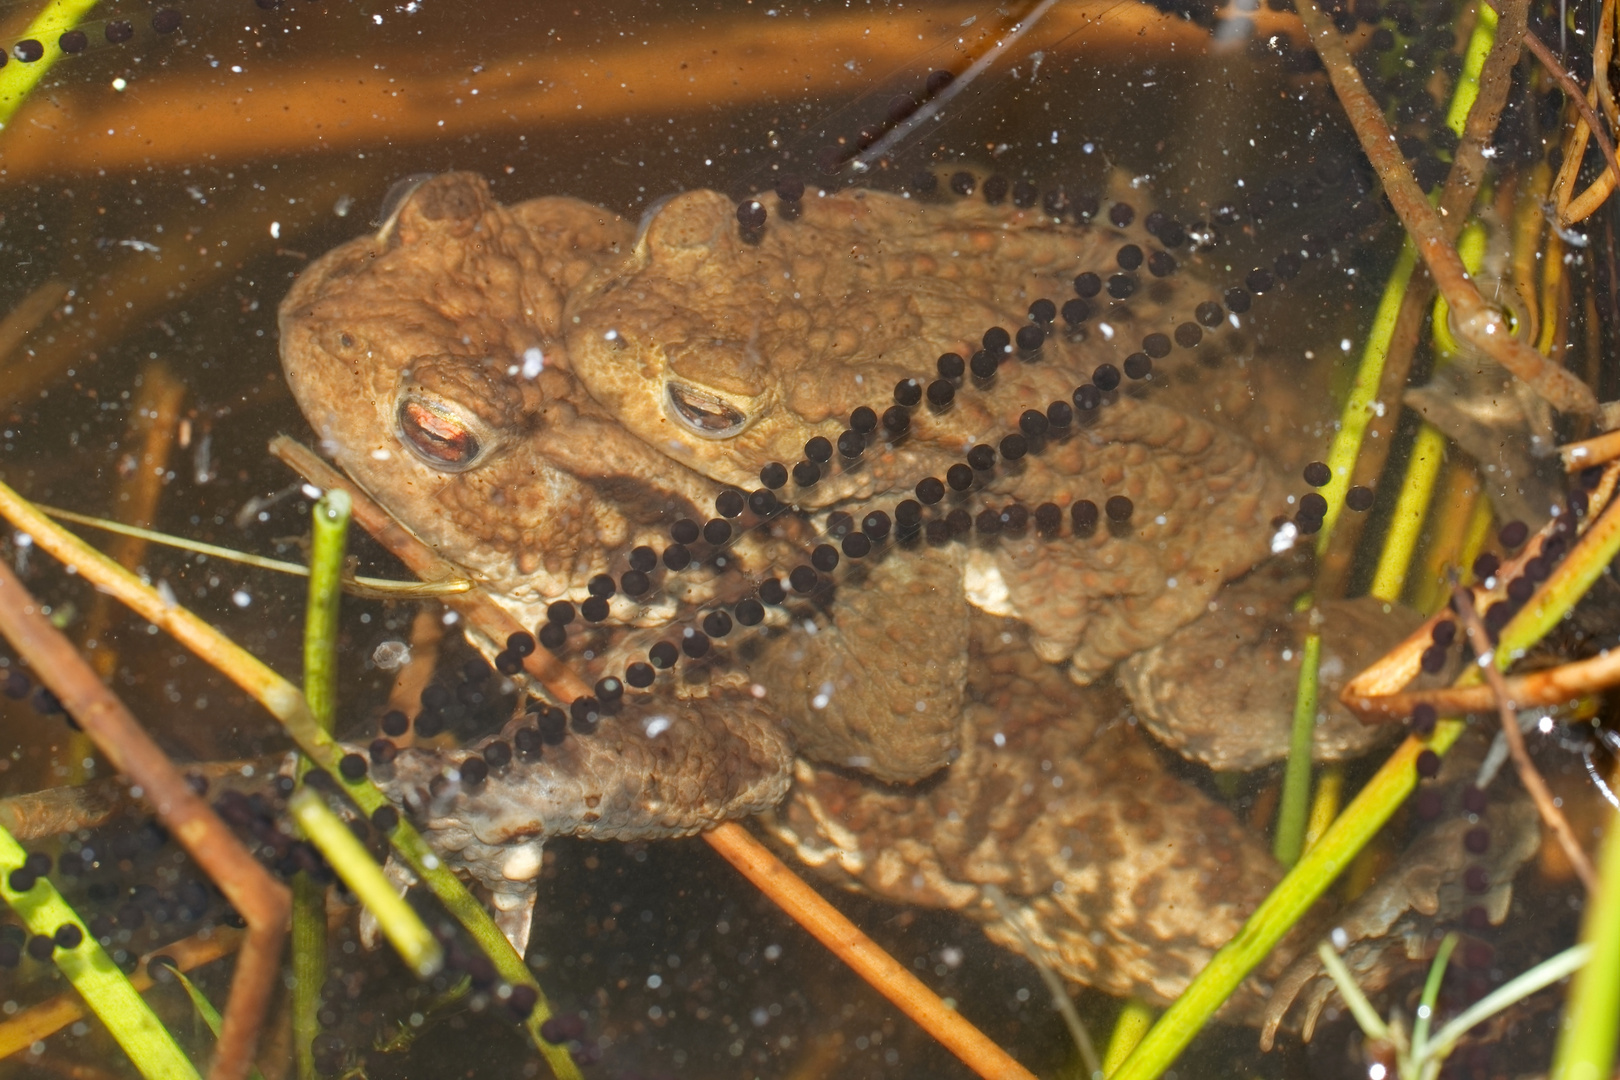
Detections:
[0, 0, 1619, 1077]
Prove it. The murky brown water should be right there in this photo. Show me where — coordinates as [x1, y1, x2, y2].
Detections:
[0, 0, 1609, 1077]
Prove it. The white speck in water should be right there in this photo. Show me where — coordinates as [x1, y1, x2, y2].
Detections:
[993, 732, 1006, 747]
[370, 448, 392, 460]
[301, 483, 323, 500]
[231, 589, 252, 608]
[156, 579, 178, 608]
[1270, 520, 1299, 554]
[1539, 714, 1555, 734]
[812, 682, 833, 710]
[643, 715, 671, 738]
[914, 700, 927, 712]
[1165, 577, 1177, 589]
[764, 943, 782, 960]
[750, 683, 767, 699]
[1330, 926, 1349, 950]
[111, 77, 127, 91]
[1097, 321, 1115, 340]
[334, 194, 354, 217]
[522, 346, 545, 378]
[940, 947, 963, 968]
[1281, 648, 1293, 662]
[1340, 338, 1353, 352]
[646, 974, 662, 989]
[372, 640, 411, 671]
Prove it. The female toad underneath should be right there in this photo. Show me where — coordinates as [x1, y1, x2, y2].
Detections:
[277, 171, 1527, 1022]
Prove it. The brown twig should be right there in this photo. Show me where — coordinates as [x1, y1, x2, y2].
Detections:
[1522, 26, 1620, 213]
[0, 563, 289, 1080]
[1294, 0, 1598, 415]
[705, 822, 1037, 1080]
[1551, 0, 1620, 224]
[1341, 459, 1620, 704]
[0, 928, 246, 1059]
[0, 759, 270, 842]
[1443, 0, 1531, 226]
[0, 279, 67, 362]
[1561, 428, 1620, 471]
[1316, 0, 1528, 594]
[1341, 517, 1556, 700]
[271, 436, 1033, 1080]
[1450, 585, 1599, 891]
[1344, 645, 1620, 721]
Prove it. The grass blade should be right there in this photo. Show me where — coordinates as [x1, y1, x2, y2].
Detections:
[0, 823, 200, 1079]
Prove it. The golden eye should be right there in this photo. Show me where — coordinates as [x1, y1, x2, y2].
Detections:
[665, 382, 750, 439]
[398, 398, 482, 471]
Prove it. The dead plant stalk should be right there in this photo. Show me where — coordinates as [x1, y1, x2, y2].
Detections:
[1451, 585, 1599, 891]
[0, 562, 289, 1080]
[1293, 0, 1598, 416]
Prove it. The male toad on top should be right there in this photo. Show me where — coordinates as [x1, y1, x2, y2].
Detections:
[278, 172, 1529, 1023]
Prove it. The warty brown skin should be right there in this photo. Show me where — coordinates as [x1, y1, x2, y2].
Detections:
[278, 172, 1525, 1022]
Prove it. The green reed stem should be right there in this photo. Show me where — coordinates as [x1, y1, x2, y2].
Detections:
[293, 492, 348, 1080]
[0, 0, 102, 132]
[1411, 931, 1458, 1054]
[0, 478, 584, 1079]
[1100, 999, 1153, 1077]
[289, 872, 324, 1080]
[1433, 944, 1589, 1072]
[1313, 941, 1391, 1044]
[303, 491, 349, 734]
[1113, 5, 1533, 1073]
[1115, 492, 1615, 1079]
[287, 789, 441, 977]
[159, 962, 268, 1080]
[0, 823, 199, 1079]
[1313, 242, 1418, 553]
[1273, 632, 1321, 868]
[1549, 810, 1620, 1080]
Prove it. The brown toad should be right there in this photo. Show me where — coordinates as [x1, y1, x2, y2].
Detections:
[277, 172, 1504, 1017]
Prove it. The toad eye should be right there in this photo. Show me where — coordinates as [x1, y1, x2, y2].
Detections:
[397, 397, 483, 471]
[665, 381, 751, 439]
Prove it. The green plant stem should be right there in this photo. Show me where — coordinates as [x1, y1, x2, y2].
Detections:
[1273, 632, 1321, 868]
[303, 491, 349, 735]
[1115, 491, 1614, 1079]
[0, 823, 199, 1079]
[160, 964, 268, 1080]
[1313, 942, 1392, 1045]
[1411, 932, 1458, 1056]
[290, 873, 325, 1080]
[1110, 719, 1465, 1080]
[0, 0, 102, 131]
[1550, 808, 1620, 1080]
[287, 789, 442, 977]
[1314, 243, 1419, 552]
[1435, 944, 1590, 1071]
[1100, 1000, 1153, 1077]
[293, 492, 349, 1080]
[0, 479, 583, 1079]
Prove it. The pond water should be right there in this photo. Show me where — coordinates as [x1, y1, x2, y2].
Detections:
[0, 0, 1609, 1078]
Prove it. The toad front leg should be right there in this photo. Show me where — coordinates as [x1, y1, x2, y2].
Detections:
[365, 688, 792, 952]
